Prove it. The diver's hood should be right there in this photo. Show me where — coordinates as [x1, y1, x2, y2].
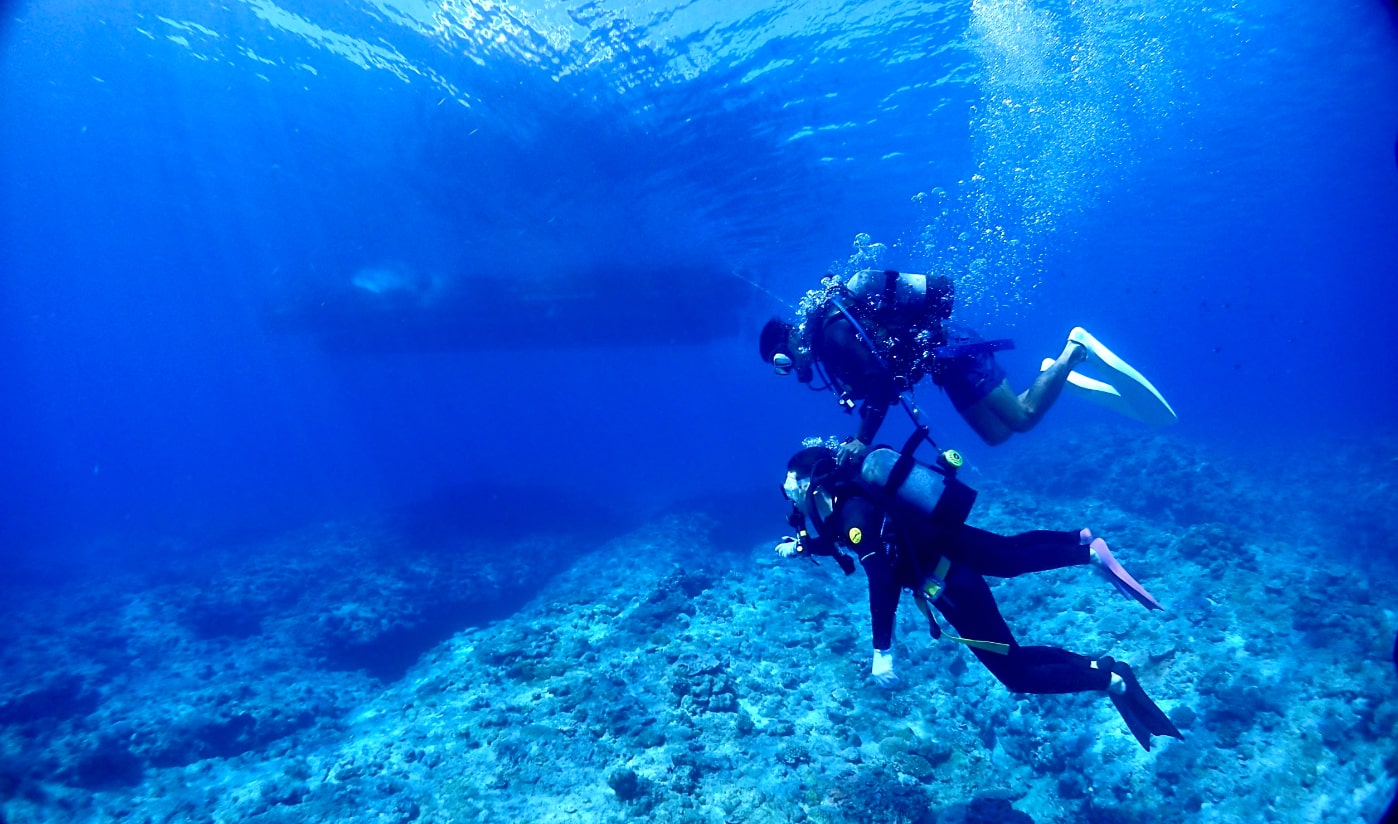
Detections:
[784, 469, 834, 537]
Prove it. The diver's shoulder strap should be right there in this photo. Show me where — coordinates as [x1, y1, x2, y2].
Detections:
[828, 297, 892, 373]
[882, 427, 930, 494]
[881, 269, 900, 308]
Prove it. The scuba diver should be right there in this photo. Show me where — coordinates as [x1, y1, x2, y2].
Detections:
[774, 439, 1181, 750]
[759, 270, 1177, 463]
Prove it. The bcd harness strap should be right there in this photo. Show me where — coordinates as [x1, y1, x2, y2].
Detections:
[882, 431, 1011, 656]
[828, 296, 894, 373]
[880, 269, 900, 310]
[920, 555, 953, 602]
[911, 587, 1011, 655]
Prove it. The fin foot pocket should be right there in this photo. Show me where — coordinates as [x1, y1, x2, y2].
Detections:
[1100, 657, 1182, 751]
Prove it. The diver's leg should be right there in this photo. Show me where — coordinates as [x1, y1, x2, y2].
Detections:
[1085, 532, 1164, 610]
[936, 566, 1109, 695]
[989, 646, 1113, 695]
[965, 339, 1086, 439]
[945, 347, 1017, 445]
[932, 566, 1015, 654]
[952, 525, 1083, 577]
[957, 525, 1164, 610]
[965, 353, 1080, 439]
[1011, 338, 1087, 427]
[958, 388, 1016, 445]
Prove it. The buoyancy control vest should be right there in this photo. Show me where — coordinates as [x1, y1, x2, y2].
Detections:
[807, 270, 954, 393]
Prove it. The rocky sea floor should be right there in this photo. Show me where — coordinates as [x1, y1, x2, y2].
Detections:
[1, 428, 1396, 823]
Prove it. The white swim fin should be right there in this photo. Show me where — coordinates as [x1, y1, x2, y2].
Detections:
[1042, 327, 1177, 428]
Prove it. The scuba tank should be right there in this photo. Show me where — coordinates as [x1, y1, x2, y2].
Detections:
[858, 442, 1010, 656]
[857, 446, 976, 531]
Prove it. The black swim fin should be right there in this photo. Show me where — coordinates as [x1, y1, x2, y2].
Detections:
[1100, 657, 1182, 751]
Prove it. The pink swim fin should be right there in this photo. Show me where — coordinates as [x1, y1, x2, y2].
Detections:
[1091, 538, 1164, 611]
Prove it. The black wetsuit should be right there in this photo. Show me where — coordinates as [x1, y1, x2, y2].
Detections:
[810, 301, 1004, 444]
[812, 309, 905, 444]
[802, 483, 1111, 695]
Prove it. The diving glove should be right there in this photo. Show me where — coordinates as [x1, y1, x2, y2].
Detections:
[775, 537, 801, 558]
[871, 649, 899, 688]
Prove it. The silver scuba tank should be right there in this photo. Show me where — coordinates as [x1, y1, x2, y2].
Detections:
[858, 447, 977, 527]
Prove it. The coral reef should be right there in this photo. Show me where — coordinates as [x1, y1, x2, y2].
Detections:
[0, 434, 1394, 823]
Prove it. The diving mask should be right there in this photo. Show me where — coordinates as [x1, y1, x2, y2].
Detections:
[772, 352, 794, 376]
[783, 470, 833, 539]
[782, 470, 807, 507]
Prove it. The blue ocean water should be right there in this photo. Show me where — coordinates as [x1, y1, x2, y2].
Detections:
[3, 0, 1394, 555]
[1, 0, 1396, 821]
